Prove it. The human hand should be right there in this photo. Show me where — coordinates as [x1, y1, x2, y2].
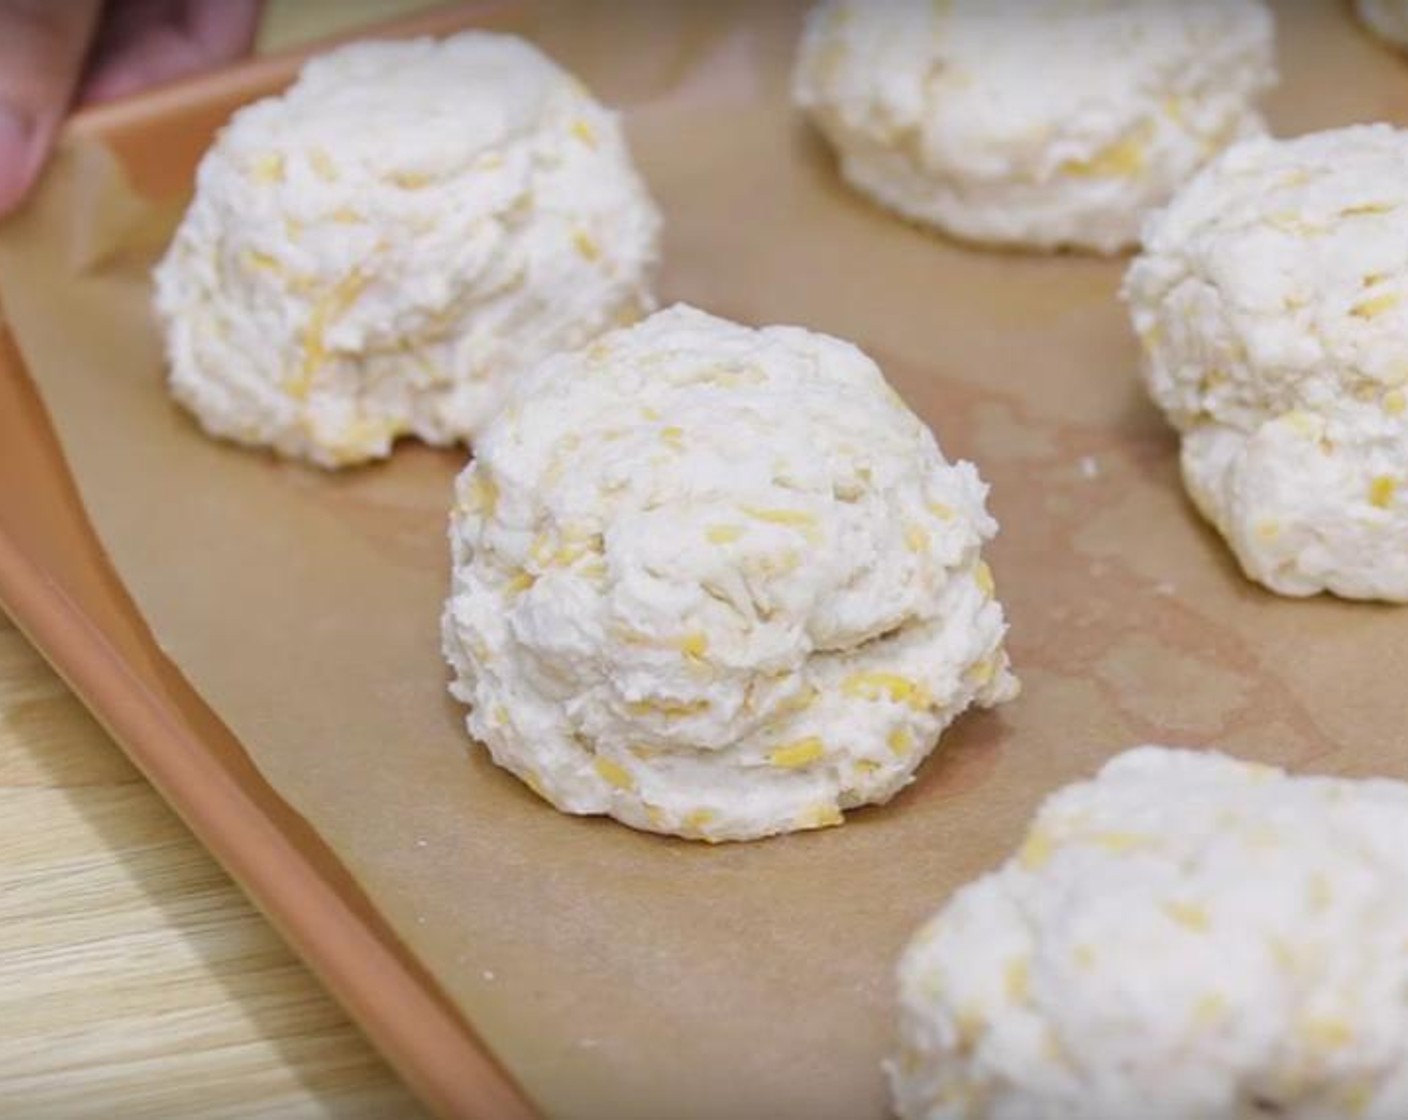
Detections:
[0, 0, 261, 218]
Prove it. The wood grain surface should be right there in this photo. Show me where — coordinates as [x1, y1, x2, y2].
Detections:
[0, 3, 443, 1116]
[0, 609, 426, 1118]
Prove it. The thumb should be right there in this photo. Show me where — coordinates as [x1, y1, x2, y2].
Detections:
[0, 0, 104, 218]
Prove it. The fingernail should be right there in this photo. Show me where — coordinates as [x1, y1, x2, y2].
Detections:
[0, 104, 38, 217]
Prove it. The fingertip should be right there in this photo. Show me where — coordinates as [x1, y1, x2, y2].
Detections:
[188, 0, 263, 58]
[79, 0, 262, 108]
[78, 65, 144, 107]
[0, 0, 103, 217]
[0, 105, 41, 219]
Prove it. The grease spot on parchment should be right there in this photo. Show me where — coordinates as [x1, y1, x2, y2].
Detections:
[1095, 632, 1249, 737]
[971, 401, 1058, 462]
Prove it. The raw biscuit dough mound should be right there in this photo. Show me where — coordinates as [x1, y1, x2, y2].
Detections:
[154, 32, 661, 468]
[441, 305, 1017, 842]
[793, 0, 1276, 254]
[1125, 125, 1408, 600]
[891, 746, 1408, 1120]
[1359, 0, 1408, 48]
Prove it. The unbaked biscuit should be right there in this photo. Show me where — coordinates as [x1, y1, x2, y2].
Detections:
[892, 746, 1408, 1120]
[794, 0, 1276, 254]
[155, 32, 661, 467]
[441, 305, 1018, 842]
[1125, 125, 1408, 600]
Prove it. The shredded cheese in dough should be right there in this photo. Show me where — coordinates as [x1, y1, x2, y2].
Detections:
[155, 31, 661, 467]
[793, 0, 1276, 253]
[891, 746, 1408, 1119]
[443, 305, 1017, 841]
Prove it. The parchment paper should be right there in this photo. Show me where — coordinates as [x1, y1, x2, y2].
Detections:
[5, 4, 1408, 1118]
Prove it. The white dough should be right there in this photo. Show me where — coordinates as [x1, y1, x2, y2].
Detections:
[154, 32, 661, 468]
[1124, 125, 1408, 600]
[891, 746, 1408, 1120]
[1359, 0, 1408, 48]
[441, 305, 1017, 842]
[792, 0, 1276, 254]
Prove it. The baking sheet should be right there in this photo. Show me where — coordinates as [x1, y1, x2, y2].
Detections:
[4, 3, 1408, 1118]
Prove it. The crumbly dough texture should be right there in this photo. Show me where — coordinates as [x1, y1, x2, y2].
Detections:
[1359, 0, 1408, 47]
[154, 31, 660, 468]
[1124, 125, 1408, 600]
[792, 0, 1276, 254]
[891, 746, 1408, 1120]
[441, 305, 1017, 842]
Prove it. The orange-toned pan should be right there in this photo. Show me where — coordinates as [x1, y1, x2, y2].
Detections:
[0, 5, 537, 1117]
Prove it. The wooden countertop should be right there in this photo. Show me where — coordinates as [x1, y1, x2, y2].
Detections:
[0, 608, 426, 1117]
[1, 5, 446, 1115]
